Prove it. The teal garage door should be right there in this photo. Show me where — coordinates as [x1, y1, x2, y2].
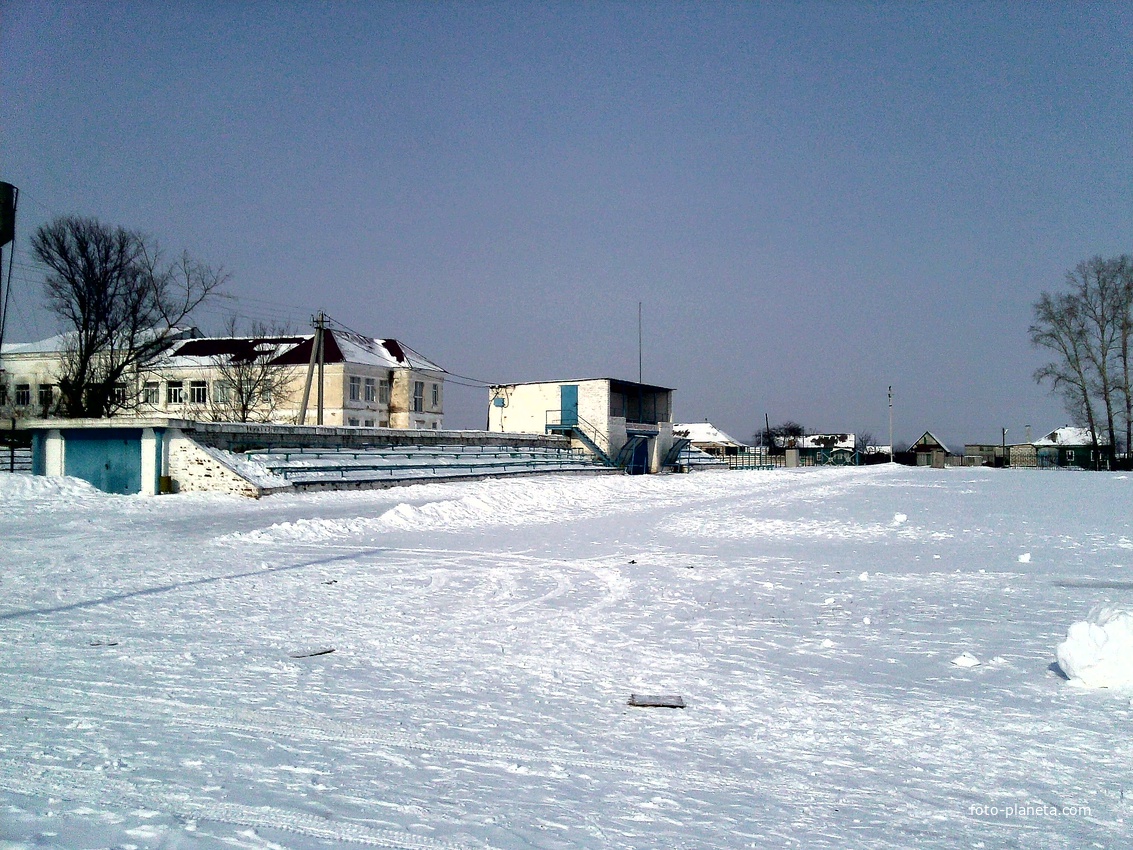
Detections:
[65, 429, 143, 494]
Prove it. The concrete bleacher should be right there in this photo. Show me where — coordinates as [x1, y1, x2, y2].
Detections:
[243, 443, 611, 489]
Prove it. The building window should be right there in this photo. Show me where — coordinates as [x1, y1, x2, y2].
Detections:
[38, 384, 54, 409]
[260, 386, 273, 404]
[0, 384, 7, 406]
[412, 381, 425, 412]
[213, 380, 231, 404]
[431, 383, 439, 408]
[349, 375, 361, 402]
[379, 379, 390, 404]
[190, 381, 208, 404]
[167, 381, 184, 404]
[143, 382, 160, 405]
[432, 421, 440, 430]
[379, 417, 389, 427]
[364, 378, 376, 403]
[414, 419, 426, 429]
[112, 383, 127, 406]
[364, 418, 374, 427]
[15, 384, 30, 407]
[348, 417, 360, 426]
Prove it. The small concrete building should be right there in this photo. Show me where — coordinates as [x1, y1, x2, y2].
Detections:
[488, 378, 675, 474]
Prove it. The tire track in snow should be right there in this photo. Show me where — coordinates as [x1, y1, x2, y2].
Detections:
[2, 674, 747, 795]
[0, 760, 484, 849]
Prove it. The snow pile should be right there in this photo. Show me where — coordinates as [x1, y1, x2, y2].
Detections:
[951, 651, 981, 668]
[0, 472, 103, 503]
[1056, 606, 1133, 688]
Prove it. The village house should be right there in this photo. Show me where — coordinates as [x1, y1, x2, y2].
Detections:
[1032, 426, 1108, 469]
[488, 378, 675, 474]
[673, 421, 748, 458]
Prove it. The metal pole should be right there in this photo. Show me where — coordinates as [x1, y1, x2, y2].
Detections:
[888, 386, 894, 463]
[316, 313, 325, 426]
[638, 301, 642, 385]
[297, 312, 320, 424]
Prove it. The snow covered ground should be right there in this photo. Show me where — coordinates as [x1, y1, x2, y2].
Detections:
[1, 465, 1131, 849]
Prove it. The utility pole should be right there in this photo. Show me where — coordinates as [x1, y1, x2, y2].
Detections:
[888, 386, 894, 463]
[298, 311, 326, 425]
[316, 312, 325, 425]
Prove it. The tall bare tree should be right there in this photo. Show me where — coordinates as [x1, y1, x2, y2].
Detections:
[32, 216, 225, 417]
[1116, 256, 1133, 458]
[1031, 254, 1133, 467]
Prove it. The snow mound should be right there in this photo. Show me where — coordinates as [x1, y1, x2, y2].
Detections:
[1056, 606, 1133, 689]
[951, 651, 981, 668]
[0, 472, 103, 503]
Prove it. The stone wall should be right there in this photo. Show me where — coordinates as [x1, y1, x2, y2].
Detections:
[166, 430, 266, 497]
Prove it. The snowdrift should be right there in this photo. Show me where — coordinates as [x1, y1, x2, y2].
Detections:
[1056, 605, 1133, 689]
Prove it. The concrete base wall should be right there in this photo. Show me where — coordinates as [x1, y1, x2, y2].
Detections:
[166, 429, 268, 498]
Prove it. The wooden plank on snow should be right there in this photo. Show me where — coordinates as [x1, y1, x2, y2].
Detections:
[628, 693, 685, 708]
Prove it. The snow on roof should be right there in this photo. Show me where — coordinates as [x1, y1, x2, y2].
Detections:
[330, 330, 445, 373]
[1034, 427, 1104, 446]
[160, 329, 445, 373]
[2, 328, 197, 356]
[773, 433, 854, 450]
[912, 431, 950, 454]
[673, 422, 748, 447]
[0, 332, 72, 355]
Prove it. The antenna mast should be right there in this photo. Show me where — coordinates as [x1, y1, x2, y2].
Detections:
[638, 301, 642, 384]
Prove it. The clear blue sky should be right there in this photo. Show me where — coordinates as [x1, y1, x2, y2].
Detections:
[3, 1, 1130, 446]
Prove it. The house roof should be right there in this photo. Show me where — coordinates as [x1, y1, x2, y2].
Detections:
[2, 327, 197, 356]
[1034, 427, 1104, 447]
[164, 329, 445, 373]
[772, 433, 854, 450]
[911, 431, 950, 454]
[673, 422, 748, 448]
[490, 378, 675, 394]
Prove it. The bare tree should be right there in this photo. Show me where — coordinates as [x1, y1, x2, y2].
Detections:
[854, 431, 875, 454]
[1031, 289, 1102, 458]
[1031, 255, 1133, 467]
[1116, 256, 1133, 458]
[32, 216, 225, 417]
[752, 421, 805, 451]
[207, 318, 300, 423]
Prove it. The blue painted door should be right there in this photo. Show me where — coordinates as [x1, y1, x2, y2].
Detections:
[65, 429, 142, 494]
[629, 437, 650, 475]
[560, 385, 579, 426]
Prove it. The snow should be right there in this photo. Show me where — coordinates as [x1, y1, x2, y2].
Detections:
[1057, 606, 1133, 689]
[1035, 427, 1103, 447]
[672, 422, 747, 448]
[1, 465, 1132, 848]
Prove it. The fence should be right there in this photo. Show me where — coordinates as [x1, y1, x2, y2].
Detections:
[1, 431, 32, 473]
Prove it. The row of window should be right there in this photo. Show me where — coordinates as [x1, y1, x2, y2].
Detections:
[5, 376, 442, 412]
[1, 383, 47, 407]
[411, 380, 441, 413]
[346, 376, 441, 413]
[0, 383, 130, 408]
[347, 376, 391, 405]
